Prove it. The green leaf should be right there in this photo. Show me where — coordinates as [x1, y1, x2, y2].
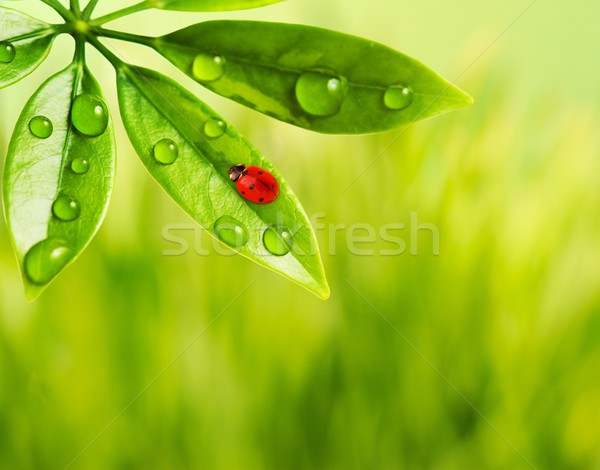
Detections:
[145, 0, 284, 12]
[156, 20, 473, 134]
[116, 65, 329, 299]
[3, 64, 116, 300]
[0, 7, 56, 89]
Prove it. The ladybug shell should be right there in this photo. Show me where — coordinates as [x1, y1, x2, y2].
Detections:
[236, 166, 279, 204]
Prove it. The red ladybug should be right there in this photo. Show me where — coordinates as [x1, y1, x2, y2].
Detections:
[228, 164, 279, 204]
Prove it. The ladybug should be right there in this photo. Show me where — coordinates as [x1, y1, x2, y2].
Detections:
[228, 164, 279, 204]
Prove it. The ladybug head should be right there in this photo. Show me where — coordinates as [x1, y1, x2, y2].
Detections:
[228, 164, 246, 182]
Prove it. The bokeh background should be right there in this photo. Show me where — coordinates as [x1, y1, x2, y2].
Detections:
[2, 0, 600, 468]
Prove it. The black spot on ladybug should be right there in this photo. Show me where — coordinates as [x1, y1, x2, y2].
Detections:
[242, 191, 246, 195]
[249, 184, 255, 190]
[259, 198, 264, 203]
[258, 171, 264, 175]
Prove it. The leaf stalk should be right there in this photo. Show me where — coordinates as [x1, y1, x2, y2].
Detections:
[70, 0, 81, 15]
[95, 28, 157, 48]
[40, 0, 76, 21]
[2, 27, 61, 44]
[87, 35, 124, 70]
[83, 0, 101, 19]
[90, 2, 150, 26]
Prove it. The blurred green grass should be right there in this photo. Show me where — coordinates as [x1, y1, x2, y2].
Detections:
[2, 1, 600, 469]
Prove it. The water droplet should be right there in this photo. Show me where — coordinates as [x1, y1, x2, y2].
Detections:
[192, 53, 225, 82]
[71, 94, 109, 137]
[295, 71, 347, 116]
[52, 195, 81, 221]
[29, 116, 53, 139]
[24, 238, 73, 285]
[71, 157, 90, 174]
[153, 139, 179, 165]
[0, 41, 16, 63]
[213, 216, 248, 248]
[203, 119, 226, 138]
[383, 85, 413, 110]
[263, 225, 294, 256]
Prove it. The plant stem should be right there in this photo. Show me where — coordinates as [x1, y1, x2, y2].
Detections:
[87, 36, 124, 70]
[72, 35, 86, 97]
[96, 28, 157, 48]
[70, 0, 81, 14]
[83, 0, 100, 19]
[90, 2, 150, 26]
[40, 0, 76, 21]
[4, 27, 61, 44]
[74, 35, 86, 64]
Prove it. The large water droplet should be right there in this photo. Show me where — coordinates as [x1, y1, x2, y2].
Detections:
[383, 85, 413, 110]
[29, 116, 53, 139]
[213, 216, 249, 248]
[24, 238, 73, 285]
[263, 225, 294, 256]
[192, 53, 225, 82]
[203, 119, 226, 138]
[71, 157, 90, 174]
[153, 139, 179, 165]
[52, 195, 81, 221]
[295, 71, 347, 116]
[0, 41, 16, 63]
[71, 94, 109, 137]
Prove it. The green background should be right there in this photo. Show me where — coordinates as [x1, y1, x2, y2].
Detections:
[1, 0, 600, 468]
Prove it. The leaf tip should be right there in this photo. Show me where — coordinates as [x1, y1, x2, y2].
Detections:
[307, 276, 330, 300]
[446, 84, 474, 108]
[316, 284, 331, 300]
[461, 89, 475, 107]
[23, 282, 46, 303]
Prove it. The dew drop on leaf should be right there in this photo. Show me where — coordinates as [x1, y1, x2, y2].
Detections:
[295, 72, 347, 117]
[71, 157, 90, 174]
[24, 238, 73, 285]
[0, 41, 16, 63]
[383, 85, 413, 110]
[192, 53, 225, 82]
[203, 119, 226, 138]
[153, 139, 179, 165]
[52, 195, 81, 221]
[213, 216, 249, 248]
[71, 94, 109, 137]
[263, 225, 294, 256]
[29, 116, 53, 139]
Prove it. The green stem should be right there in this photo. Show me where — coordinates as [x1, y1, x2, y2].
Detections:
[83, 0, 100, 19]
[74, 35, 86, 65]
[90, 2, 150, 26]
[72, 36, 86, 96]
[70, 0, 81, 14]
[87, 36, 124, 70]
[4, 27, 61, 44]
[40, 0, 75, 21]
[95, 28, 157, 48]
